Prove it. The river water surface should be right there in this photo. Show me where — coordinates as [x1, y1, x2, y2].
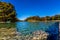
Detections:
[0, 22, 59, 40]
[16, 22, 59, 40]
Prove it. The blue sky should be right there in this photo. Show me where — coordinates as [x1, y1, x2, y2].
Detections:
[1, 0, 60, 20]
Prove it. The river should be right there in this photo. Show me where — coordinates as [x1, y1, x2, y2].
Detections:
[16, 22, 59, 40]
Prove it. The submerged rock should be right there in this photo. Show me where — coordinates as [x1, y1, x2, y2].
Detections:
[20, 30, 49, 40]
[31, 30, 49, 40]
[0, 28, 49, 40]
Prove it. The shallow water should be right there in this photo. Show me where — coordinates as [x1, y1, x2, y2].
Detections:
[16, 22, 59, 40]
[0, 22, 59, 40]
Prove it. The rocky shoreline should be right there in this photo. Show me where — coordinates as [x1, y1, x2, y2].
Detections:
[0, 28, 49, 40]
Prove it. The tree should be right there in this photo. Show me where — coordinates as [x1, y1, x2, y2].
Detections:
[25, 16, 40, 21]
[0, 2, 18, 22]
[46, 16, 50, 21]
[55, 15, 60, 20]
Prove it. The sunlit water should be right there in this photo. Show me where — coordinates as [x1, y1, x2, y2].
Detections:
[16, 22, 59, 40]
[0, 22, 59, 40]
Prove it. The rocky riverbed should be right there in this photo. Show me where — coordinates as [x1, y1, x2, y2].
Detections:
[0, 28, 49, 40]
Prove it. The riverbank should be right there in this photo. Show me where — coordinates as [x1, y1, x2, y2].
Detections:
[24, 20, 60, 22]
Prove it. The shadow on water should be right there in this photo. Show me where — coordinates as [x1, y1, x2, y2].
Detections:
[0, 23, 16, 28]
[46, 22, 59, 40]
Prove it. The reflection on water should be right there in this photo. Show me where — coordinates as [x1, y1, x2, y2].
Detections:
[16, 22, 59, 40]
[0, 23, 16, 28]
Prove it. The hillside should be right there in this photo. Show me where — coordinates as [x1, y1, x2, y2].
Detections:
[25, 15, 60, 22]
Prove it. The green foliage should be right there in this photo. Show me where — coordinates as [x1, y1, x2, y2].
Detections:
[0, 2, 18, 22]
[25, 15, 60, 22]
[25, 16, 41, 21]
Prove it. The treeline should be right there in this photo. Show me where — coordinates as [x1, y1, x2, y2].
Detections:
[25, 15, 60, 21]
[0, 2, 19, 22]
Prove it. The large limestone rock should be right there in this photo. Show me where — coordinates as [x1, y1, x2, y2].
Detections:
[0, 28, 49, 40]
[31, 30, 49, 40]
[20, 30, 49, 40]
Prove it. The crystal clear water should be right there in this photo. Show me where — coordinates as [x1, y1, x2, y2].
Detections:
[0, 22, 59, 40]
[16, 22, 59, 40]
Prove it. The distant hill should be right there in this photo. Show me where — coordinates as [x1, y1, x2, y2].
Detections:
[25, 15, 60, 22]
[25, 16, 41, 22]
